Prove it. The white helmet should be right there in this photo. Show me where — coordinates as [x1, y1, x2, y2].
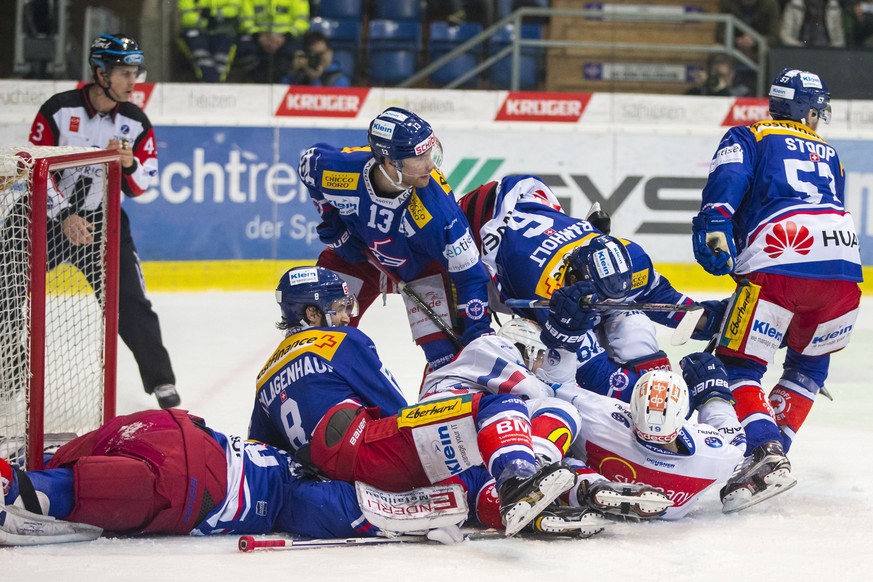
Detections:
[497, 318, 546, 369]
[629, 370, 689, 444]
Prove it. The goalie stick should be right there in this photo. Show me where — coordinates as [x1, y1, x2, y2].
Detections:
[364, 248, 463, 349]
[237, 530, 512, 552]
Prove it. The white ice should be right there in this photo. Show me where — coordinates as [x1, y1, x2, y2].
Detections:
[4, 292, 872, 581]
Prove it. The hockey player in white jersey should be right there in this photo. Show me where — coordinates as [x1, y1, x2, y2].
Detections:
[558, 353, 746, 519]
[421, 319, 674, 527]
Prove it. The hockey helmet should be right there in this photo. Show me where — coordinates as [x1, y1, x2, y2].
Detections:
[563, 235, 632, 300]
[89, 34, 145, 73]
[275, 266, 358, 328]
[769, 68, 831, 125]
[368, 107, 442, 174]
[497, 318, 547, 370]
[629, 370, 689, 444]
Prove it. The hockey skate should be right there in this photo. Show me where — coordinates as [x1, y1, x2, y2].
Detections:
[528, 505, 612, 538]
[498, 462, 575, 537]
[720, 440, 797, 514]
[579, 480, 673, 520]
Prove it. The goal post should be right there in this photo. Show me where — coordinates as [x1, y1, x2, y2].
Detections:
[0, 146, 122, 470]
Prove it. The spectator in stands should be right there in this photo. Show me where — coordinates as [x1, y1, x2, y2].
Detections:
[284, 30, 351, 86]
[178, 0, 243, 82]
[428, 1, 495, 26]
[780, 0, 847, 46]
[237, 0, 310, 83]
[846, 1, 873, 46]
[718, 0, 782, 60]
[686, 54, 751, 96]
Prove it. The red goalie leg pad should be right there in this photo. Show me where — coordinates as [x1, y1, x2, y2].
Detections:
[769, 385, 814, 436]
[66, 455, 157, 533]
[474, 481, 503, 530]
[731, 383, 775, 423]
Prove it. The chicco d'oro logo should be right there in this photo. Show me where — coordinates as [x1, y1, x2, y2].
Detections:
[763, 221, 813, 258]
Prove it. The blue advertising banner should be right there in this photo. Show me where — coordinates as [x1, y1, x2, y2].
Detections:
[124, 125, 367, 260]
[833, 139, 873, 265]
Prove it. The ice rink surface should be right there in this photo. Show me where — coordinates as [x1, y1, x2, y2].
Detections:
[4, 291, 872, 581]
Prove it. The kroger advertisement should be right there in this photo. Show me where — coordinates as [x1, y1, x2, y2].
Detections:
[124, 124, 873, 265]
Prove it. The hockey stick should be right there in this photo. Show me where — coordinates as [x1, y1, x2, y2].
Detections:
[364, 249, 463, 349]
[237, 535, 424, 552]
[503, 299, 703, 346]
[503, 298, 703, 313]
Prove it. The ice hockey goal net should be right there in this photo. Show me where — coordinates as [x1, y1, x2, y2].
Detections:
[0, 146, 121, 470]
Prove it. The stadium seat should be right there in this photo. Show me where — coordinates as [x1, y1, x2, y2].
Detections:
[309, 17, 362, 80]
[316, 0, 362, 20]
[428, 22, 483, 88]
[488, 23, 543, 90]
[372, 0, 422, 22]
[368, 19, 422, 86]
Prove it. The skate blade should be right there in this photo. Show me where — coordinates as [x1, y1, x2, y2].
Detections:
[537, 513, 613, 538]
[503, 469, 575, 537]
[593, 489, 673, 518]
[722, 468, 797, 514]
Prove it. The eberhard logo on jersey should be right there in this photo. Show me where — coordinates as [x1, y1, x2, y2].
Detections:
[721, 282, 760, 351]
[256, 330, 346, 382]
[397, 394, 474, 428]
[321, 171, 360, 191]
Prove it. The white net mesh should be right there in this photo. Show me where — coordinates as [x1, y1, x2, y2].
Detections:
[0, 146, 118, 468]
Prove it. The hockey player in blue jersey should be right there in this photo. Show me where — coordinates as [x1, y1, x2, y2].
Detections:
[692, 68, 862, 512]
[0, 409, 407, 545]
[248, 266, 582, 536]
[457, 175, 725, 398]
[298, 107, 493, 371]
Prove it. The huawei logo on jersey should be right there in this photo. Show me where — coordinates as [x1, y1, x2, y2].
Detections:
[763, 221, 813, 258]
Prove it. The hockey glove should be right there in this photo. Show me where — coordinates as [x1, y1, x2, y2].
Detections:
[691, 299, 728, 342]
[540, 282, 600, 351]
[679, 352, 733, 410]
[317, 219, 367, 264]
[691, 212, 736, 276]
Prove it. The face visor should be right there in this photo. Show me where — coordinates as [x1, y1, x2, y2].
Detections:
[324, 294, 359, 327]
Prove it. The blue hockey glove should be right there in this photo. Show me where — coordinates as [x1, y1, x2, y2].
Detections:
[691, 299, 729, 342]
[679, 352, 733, 410]
[540, 282, 600, 351]
[691, 212, 736, 276]
[317, 219, 367, 263]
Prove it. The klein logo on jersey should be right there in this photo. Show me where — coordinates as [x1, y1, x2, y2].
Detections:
[812, 323, 854, 345]
[495, 92, 592, 122]
[397, 395, 473, 428]
[763, 221, 813, 258]
[722, 97, 769, 126]
[321, 171, 360, 191]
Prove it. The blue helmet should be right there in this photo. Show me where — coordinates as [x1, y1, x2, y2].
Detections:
[769, 68, 831, 125]
[368, 107, 439, 164]
[275, 266, 358, 328]
[564, 235, 632, 300]
[89, 34, 145, 73]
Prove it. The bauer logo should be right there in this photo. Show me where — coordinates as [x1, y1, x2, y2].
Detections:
[495, 92, 592, 122]
[275, 86, 369, 117]
[722, 98, 769, 126]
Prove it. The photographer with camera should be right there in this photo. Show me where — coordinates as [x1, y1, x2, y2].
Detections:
[686, 54, 750, 97]
[284, 30, 350, 87]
